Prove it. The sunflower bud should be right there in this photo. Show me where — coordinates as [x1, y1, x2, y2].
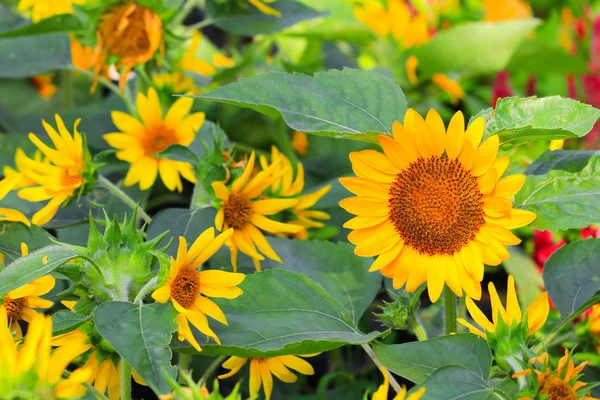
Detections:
[81, 211, 168, 303]
[375, 290, 421, 331]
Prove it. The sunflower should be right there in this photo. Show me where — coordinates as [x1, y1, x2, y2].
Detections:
[51, 328, 146, 400]
[153, 71, 198, 95]
[104, 88, 204, 192]
[373, 368, 425, 400]
[0, 308, 92, 398]
[218, 354, 316, 400]
[180, 31, 234, 77]
[259, 147, 331, 239]
[483, 0, 532, 22]
[513, 350, 598, 400]
[1, 244, 55, 338]
[0, 208, 31, 226]
[152, 228, 245, 351]
[457, 274, 549, 338]
[249, 0, 281, 17]
[17, 0, 83, 22]
[13, 115, 93, 226]
[0, 148, 47, 200]
[212, 152, 303, 271]
[339, 108, 536, 302]
[92, 1, 163, 92]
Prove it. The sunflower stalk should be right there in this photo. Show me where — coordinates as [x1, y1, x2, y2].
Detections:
[200, 355, 226, 384]
[361, 344, 402, 394]
[97, 175, 152, 223]
[120, 360, 132, 400]
[133, 276, 157, 304]
[443, 286, 457, 334]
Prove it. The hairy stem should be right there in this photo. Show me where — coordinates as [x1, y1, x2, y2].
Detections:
[97, 176, 152, 223]
[120, 360, 132, 400]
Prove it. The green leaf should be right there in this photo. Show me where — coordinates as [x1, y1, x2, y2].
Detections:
[197, 68, 407, 142]
[514, 150, 600, 231]
[0, 14, 82, 38]
[0, 222, 54, 262]
[52, 310, 91, 335]
[503, 248, 543, 306]
[372, 334, 492, 384]
[411, 20, 540, 77]
[0, 5, 28, 35]
[146, 208, 217, 257]
[178, 269, 381, 357]
[206, 0, 323, 36]
[0, 33, 71, 78]
[543, 239, 600, 319]
[415, 366, 496, 400]
[156, 144, 200, 166]
[93, 301, 178, 395]
[0, 245, 81, 294]
[507, 38, 588, 74]
[474, 96, 600, 146]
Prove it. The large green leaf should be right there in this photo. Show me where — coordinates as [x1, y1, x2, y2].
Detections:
[206, 0, 323, 36]
[507, 38, 588, 74]
[94, 301, 178, 395]
[197, 69, 407, 142]
[52, 310, 91, 335]
[514, 150, 600, 231]
[543, 239, 600, 319]
[474, 96, 600, 146]
[0, 245, 81, 294]
[177, 269, 381, 356]
[0, 33, 71, 78]
[0, 14, 82, 38]
[0, 5, 27, 35]
[411, 20, 540, 77]
[415, 366, 496, 400]
[372, 334, 492, 384]
[0, 222, 54, 262]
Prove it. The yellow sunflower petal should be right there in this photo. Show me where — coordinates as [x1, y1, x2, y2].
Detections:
[472, 134, 500, 177]
[444, 111, 465, 160]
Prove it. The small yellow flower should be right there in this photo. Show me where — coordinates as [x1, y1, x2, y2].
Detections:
[1, 243, 55, 338]
[104, 88, 204, 192]
[17, 0, 83, 22]
[218, 354, 316, 400]
[432, 74, 465, 104]
[92, 1, 163, 92]
[153, 71, 198, 94]
[259, 147, 331, 239]
[51, 329, 146, 400]
[15, 115, 91, 226]
[212, 152, 303, 271]
[152, 229, 245, 352]
[339, 109, 536, 303]
[483, 0, 532, 22]
[458, 274, 549, 338]
[0, 308, 92, 398]
[588, 304, 600, 354]
[292, 131, 309, 157]
[513, 350, 599, 400]
[549, 139, 565, 151]
[373, 367, 426, 400]
[180, 31, 234, 77]
[248, 0, 280, 17]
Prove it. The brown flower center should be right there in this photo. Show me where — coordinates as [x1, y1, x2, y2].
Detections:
[538, 375, 577, 400]
[141, 124, 178, 155]
[388, 156, 484, 256]
[4, 297, 26, 321]
[170, 268, 200, 309]
[61, 166, 84, 187]
[222, 193, 253, 230]
[98, 3, 152, 58]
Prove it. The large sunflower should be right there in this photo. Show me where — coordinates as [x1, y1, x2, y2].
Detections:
[104, 88, 204, 192]
[212, 152, 303, 271]
[339, 109, 536, 302]
[457, 274, 549, 338]
[152, 228, 245, 351]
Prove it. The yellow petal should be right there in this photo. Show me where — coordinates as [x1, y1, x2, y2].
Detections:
[445, 111, 465, 160]
[472, 134, 500, 176]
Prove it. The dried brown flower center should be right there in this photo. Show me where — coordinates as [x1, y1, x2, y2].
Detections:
[170, 268, 200, 309]
[388, 156, 484, 256]
[98, 3, 152, 58]
[538, 375, 577, 400]
[142, 124, 178, 155]
[4, 297, 26, 321]
[223, 193, 253, 230]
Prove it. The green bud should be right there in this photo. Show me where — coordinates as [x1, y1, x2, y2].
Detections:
[375, 290, 421, 331]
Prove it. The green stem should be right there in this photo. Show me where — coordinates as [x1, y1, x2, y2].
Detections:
[361, 344, 402, 394]
[185, 18, 215, 32]
[444, 286, 457, 335]
[170, 0, 198, 27]
[134, 277, 157, 304]
[412, 316, 428, 341]
[97, 176, 152, 223]
[71, 66, 136, 115]
[62, 69, 74, 111]
[200, 355, 226, 384]
[178, 353, 191, 383]
[457, 295, 466, 332]
[120, 360, 132, 400]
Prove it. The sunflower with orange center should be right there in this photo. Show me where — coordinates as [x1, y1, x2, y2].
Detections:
[91, 1, 163, 92]
[514, 350, 599, 400]
[212, 152, 303, 271]
[104, 88, 204, 192]
[152, 228, 245, 351]
[1, 243, 55, 338]
[339, 109, 536, 302]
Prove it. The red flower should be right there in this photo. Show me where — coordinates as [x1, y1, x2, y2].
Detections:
[533, 230, 566, 272]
